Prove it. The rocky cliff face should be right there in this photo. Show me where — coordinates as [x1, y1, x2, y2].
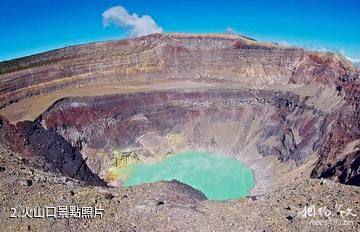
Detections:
[0, 33, 359, 193]
[0, 116, 105, 186]
[0, 33, 329, 108]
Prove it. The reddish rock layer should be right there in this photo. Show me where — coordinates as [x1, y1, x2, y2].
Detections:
[0, 33, 357, 109]
[0, 33, 359, 190]
[36, 89, 358, 187]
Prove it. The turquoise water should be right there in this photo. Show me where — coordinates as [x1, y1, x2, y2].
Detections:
[124, 152, 255, 200]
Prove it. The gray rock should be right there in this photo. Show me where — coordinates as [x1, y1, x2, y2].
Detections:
[15, 178, 32, 186]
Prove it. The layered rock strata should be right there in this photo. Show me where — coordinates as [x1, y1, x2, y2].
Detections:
[0, 33, 359, 193]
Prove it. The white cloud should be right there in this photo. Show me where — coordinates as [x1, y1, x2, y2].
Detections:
[225, 27, 238, 35]
[319, 47, 329, 52]
[338, 49, 345, 56]
[317, 47, 360, 67]
[279, 41, 291, 47]
[346, 57, 360, 68]
[315, 46, 346, 56]
[346, 57, 360, 63]
[102, 6, 163, 37]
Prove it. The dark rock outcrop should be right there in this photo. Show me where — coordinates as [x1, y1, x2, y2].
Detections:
[0, 116, 105, 186]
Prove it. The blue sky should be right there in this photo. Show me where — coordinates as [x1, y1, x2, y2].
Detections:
[0, 0, 359, 62]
